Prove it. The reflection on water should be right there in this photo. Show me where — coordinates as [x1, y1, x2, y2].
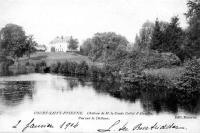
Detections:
[0, 81, 34, 106]
[0, 73, 199, 116]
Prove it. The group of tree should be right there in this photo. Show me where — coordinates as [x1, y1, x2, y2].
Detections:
[0, 24, 37, 63]
[80, 32, 129, 62]
[134, 0, 200, 61]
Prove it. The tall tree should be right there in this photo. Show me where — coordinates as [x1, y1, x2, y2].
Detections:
[185, 0, 200, 57]
[163, 16, 184, 53]
[68, 36, 79, 51]
[136, 21, 154, 51]
[150, 19, 163, 51]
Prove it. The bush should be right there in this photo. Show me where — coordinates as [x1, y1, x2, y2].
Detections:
[35, 60, 47, 73]
[76, 61, 89, 75]
[49, 60, 116, 81]
[142, 74, 175, 90]
[50, 62, 61, 73]
[121, 51, 181, 74]
[177, 59, 200, 91]
[50, 61, 89, 76]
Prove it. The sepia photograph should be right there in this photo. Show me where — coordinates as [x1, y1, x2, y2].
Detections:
[0, 0, 200, 132]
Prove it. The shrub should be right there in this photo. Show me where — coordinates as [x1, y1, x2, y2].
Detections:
[49, 60, 116, 81]
[50, 62, 61, 73]
[177, 59, 200, 91]
[76, 61, 89, 75]
[121, 51, 181, 74]
[142, 74, 175, 90]
[35, 60, 47, 73]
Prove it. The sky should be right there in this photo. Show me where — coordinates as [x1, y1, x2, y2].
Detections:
[0, 0, 188, 45]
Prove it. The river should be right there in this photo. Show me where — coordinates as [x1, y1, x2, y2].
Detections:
[0, 73, 199, 132]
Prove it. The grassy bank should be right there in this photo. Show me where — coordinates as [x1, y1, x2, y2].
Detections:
[17, 52, 103, 67]
[143, 67, 184, 82]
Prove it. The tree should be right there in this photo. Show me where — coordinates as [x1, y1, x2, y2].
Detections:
[0, 24, 37, 64]
[0, 24, 27, 60]
[25, 35, 37, 62]
[80, 38, 93, 55]
[163, 16, 184, 52]
[137, 21, 154, 51]
[178, 59, 200, 91]
[149, 17, 187, 61]
[89, 32, 129, 62]
[185, 0, 200, 57]
[150, 19, 164, 51]
[68, 36, 78, 51]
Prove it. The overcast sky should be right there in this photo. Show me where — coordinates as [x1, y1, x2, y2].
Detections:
[0, 0, 188, 45]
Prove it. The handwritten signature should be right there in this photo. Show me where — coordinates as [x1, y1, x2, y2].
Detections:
[97, 120, 186, 132]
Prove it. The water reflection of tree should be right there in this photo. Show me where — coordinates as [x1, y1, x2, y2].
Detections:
[68, 79, 79, 89]
[176, 90, 200, 114]
[0, 81, 35, 106]
[92, 81, 121, 97]
[0, 61, 14, 76]
[91, 81, 200, 114]
[140, 88, 178, 113]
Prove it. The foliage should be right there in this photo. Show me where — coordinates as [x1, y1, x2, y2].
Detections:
[135, 21, 154, 51]
[0, 24, 27, 59]
[81, 32, 129, 62]
[68, 36, 78, 50]
[80, 38, 93, 56]
[177, 59, 200, 91]
[0, 24, 37, 62]
[150, 17, 187, 61]
[143, 67, 184, 83]
[150, 19, 163, 51]
[185, 0, 200, 57]
[35, 60, 47, 72]
[25, 35, 37, 59]
[76, 61, 89, 75]
[163, 17, 184, 53]
[49, 60, 116, 81]
[121, 51, 181, 74]
[141, 74, 175, 90]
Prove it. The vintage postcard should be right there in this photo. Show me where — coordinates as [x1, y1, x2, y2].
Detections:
[0, 0, 200, 132]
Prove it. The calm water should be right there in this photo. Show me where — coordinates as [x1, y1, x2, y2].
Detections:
[0, 73, 200, 132]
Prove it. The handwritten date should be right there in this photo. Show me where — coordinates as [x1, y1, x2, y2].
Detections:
[12, 118, 79, 132]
